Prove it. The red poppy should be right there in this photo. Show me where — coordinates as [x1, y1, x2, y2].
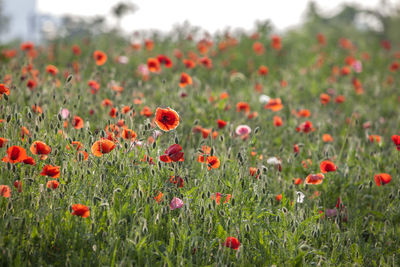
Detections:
[32, 105, 42, 114]
[271, 35, 282, 51]
[199, 57, 212, 68]
[109, 107, 117, 118]
[392, 135, 400, 150]
[93, 50, 107, 66]
[20, 41, 34, 51]
[0, 185, 11, 198]
[169, 176, 184, 188]
[47, 180, 59, 190]
[335, 95, 346, 103]
[305, 173, 324, 185]
[258, 65, 269, 76]
[2, 146, 27, 163]
[91, 139, 116, 157]
[72, 116, 84, 129]
[296, 121, 315, 133]
[160, 144, 184, 163]
[0, 84, 10, 97]
[224, 237, 240, 250]
[320, 94, 331, 105]
[46, 65, 58, 76]
[102, 98, 113, 107]
[389, 61, 399, 72]
[88, 80, 100, 94]
[0, 137, 8, 148]
[154, 192, 163, 203]
[147, 58, 161, 73]
[145, 39, 154, 51]
[179, 72, 193, 88]
[316, 33, 326, 45]
[320, 160, 337, 173]
[211, 192, 231, 205]
[217, 119, 227, 129]
[157, 54, 173, 68]
[273, 116, 283, 127]
[183, 59, 196, 69]
[30, 141, 51, 160]
[155, 107, 180, 131]
[72, 44, 81, 56]
[71, 204, 90, 218]
[252, 42, 265, 55]
[27, 79, 37, 90]
[293, 144, 299, 153]
[276, 194, 283, 201]
[374, 173, 391, 186]
[40, 165, 60, 178]
[236, 102, 250, 113]
[13, 180, 22, 192]
[296, 109, 311, 117]
[264, 98, 283, 112]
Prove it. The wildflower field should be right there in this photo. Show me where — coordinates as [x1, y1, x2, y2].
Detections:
[1, 19, 400, 266]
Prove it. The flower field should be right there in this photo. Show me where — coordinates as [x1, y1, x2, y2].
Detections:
[1, 21, 400, 265]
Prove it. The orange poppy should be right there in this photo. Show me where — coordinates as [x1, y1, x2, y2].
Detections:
[297, 109, 311, 117]
[276, 194, 283, 201]
[30, 141, 51, 160]
[72, 116, 84, 129]
[264, 98, 283, 112]
[374, 173, 391, 186]
[147, 58, 161, 73]
[145, 39, 154, 51]
[206, 156, 220, 170]
[258, 65, 269, 76]
[71, 204, 90, 218]
[121, 106, 130, 114]
[67, 141, 84, 151]
[93, 50, 107, 66]
[140, 106, 153, 117]
[91, 139, 116, 157]
[273, 116, 283, 127]
[32, 104, 42, 114]
[0, 137, 8, 148]
[40, 165, 60, 178]
[236, 102, 250, 113]
[0, 185, 11, 198]
[77, 150, 89, 161]
[155, 107, 180, 131]
[47, 180, 59, 190]
[122, 128, 137, 141]
[294, 178, 303, 185]
[154, 192, 164, 203]
[369, 135, 381, 144]
[316, 33, 326, 45]
[101, 99, 113, 108]
[201, 128, 212, 139]
[322, 134, 334, 143]
[305, 173, 324, 185]
[320, 94, 331, 105]
[45, 65, 58, 76]
[2, 146, 27, 163]
[320, 160, 337, 173]
[179, 72, 193, 88]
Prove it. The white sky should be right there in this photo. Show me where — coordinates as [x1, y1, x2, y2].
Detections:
[36, 0, 398, 34]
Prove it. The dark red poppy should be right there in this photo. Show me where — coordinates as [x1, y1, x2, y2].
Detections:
[320, 160, 337, 173]
[296, 121, 315, 133]
[72, 116, 84, 129]
[217, 119, 227, 129]
[392, 135, 400, 151]
[160, 144, 184, 163]
[157, 54, 173, 68]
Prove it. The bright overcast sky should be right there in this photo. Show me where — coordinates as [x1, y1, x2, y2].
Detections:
[37, 0, 398, 34]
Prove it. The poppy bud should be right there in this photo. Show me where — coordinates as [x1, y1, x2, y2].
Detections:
[193, 119, 199, 125]
[41, 113, 45, 120]
[200, 206, 205, 215]
[175, 136, 179, 143]
[3, 94, 8, 101]
[66, 75, 73, 83]
[219, 135, 224, 142]
[358, 184, 364, 191]
[231, 198, 235, 206]
[6, 115, 11, 122]
[254, 127, 260, 134]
